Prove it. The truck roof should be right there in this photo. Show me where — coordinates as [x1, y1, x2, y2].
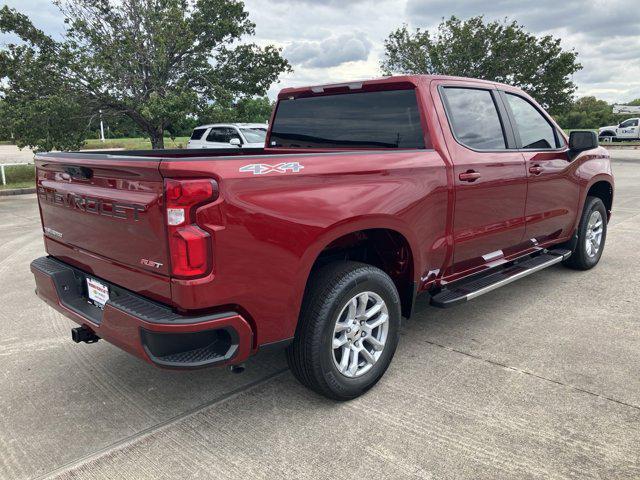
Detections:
[277, 74, 500, 99]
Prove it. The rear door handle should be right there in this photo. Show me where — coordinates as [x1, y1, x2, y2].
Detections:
[529, 165, 543, 175]
[459, 171, 481, 182]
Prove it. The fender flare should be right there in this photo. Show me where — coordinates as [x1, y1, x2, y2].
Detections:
[297, 214, 421, 285]
[573, 173, 614, 232]
[283, 215, 422, 336]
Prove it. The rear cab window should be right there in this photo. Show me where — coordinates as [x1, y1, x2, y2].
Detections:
[440, 87, 507, 150]
[269, 89, 425, 149]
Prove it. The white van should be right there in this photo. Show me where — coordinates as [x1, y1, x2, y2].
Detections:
[187, 123, 268, 149]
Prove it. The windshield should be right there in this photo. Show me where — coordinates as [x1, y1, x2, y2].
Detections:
[240, 127, 267, 144]
[269, 89, 425, 149]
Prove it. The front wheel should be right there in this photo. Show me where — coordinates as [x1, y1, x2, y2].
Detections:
[286, 261, 401, 400]
[563, 196, 608, 270]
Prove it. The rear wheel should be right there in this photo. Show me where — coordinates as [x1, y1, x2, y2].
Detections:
[286, 261, 401, 400]
[563, 196, 607, 270]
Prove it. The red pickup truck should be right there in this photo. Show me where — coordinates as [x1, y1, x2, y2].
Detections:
[31, 75, 613, 400]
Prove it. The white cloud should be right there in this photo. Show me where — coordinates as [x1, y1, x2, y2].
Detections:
[284, 33, 372, 68]
[403, 0, 640, 102]
[3, 0, 640, 103]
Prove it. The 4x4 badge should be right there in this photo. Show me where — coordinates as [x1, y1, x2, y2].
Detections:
[239, 162, 304, 175]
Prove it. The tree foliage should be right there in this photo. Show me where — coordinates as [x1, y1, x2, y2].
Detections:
[554, 96, 640, 129]
[0, 0, 290, 150]
[382, 16, 581, 114]
[199, 96, 273, 124]
[0, 100, 12, 141]
[554, 96, 615, 129]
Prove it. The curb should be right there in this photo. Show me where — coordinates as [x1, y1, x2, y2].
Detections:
[0, 187, 36, 196]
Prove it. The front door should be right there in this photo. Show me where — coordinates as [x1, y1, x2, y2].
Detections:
[500, 91, 581, 244]
[438, 85, 528, 276]
[616, 118, 639, 139]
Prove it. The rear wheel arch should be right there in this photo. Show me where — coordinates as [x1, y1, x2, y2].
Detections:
[300, 227, 418, 321]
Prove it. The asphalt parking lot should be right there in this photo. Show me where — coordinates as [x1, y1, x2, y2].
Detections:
[1, 150, 639, 480]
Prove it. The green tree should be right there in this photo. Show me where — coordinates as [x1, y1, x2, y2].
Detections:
[0, 0, 290, 150]
[554, 96, 615, 129]
[198, 96, 273, 124]
[382, 16, 581, 114]
[0, 100, 12, 141]
[235, 97, 274, 122]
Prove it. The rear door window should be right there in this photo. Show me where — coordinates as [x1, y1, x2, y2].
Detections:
[206, 128, 230, 143]
[269, 89, 425, 149]
[504, 93, 558, 149]
[190, 128, 207, 140]
[441, 87, 506, 150]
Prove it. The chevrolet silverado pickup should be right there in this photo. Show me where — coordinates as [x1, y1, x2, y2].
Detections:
[31, 75, 614, 400]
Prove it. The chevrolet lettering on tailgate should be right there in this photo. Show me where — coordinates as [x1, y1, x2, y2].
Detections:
[37, 186, 144, 221]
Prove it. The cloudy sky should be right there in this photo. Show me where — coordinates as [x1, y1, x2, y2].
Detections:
[2, 0, 640, 103]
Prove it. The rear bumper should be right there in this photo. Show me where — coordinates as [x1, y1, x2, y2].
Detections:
[30, 256, 253, 368]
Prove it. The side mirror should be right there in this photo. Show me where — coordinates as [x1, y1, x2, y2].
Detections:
[229, 138, 242, 147]
[569, 131, 598, 155]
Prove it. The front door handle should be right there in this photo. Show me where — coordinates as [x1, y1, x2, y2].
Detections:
[459, 171, 481, 182]
[529, 165, 543, 175]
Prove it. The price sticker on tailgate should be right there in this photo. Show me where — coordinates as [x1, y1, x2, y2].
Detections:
[87, 277, 109, 307]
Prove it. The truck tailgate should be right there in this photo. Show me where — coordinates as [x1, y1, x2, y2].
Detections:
[36, 153, 169, 276]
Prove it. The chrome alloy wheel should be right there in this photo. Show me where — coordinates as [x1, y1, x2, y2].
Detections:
[585, 210, 604, 258]
[332, 291, 389, 378]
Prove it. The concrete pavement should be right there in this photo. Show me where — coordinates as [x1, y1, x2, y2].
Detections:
[0, 145, 35, 164]
[0, 153, 638, 479]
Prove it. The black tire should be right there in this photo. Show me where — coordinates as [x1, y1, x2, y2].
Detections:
[286, 261, 401, 400]
[563, 196, 607, 270]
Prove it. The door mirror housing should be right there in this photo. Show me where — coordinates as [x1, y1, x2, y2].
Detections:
[569, 131, 598, 156]
[229, 137, 242, 147]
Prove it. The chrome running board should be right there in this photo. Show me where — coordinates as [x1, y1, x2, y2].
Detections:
[430, 249, 572, 308]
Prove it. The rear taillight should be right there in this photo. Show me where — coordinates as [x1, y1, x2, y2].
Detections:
[165, 178, 218, 278]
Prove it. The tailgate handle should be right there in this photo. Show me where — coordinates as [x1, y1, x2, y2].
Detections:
[64, 166, 93, 180]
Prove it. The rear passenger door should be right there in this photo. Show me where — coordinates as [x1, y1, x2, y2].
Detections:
[438, 85, 528, 275]
[500, 91, 580, 245]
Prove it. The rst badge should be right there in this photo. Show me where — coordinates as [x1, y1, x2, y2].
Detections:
[239, 162, 304, 175]
[140, 259, 163, 269]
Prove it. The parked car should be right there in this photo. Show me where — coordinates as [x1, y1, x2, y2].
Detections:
[31, 75, 613, 400]
[187, 123, 267, 149]
[598, 118, 640, 141]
